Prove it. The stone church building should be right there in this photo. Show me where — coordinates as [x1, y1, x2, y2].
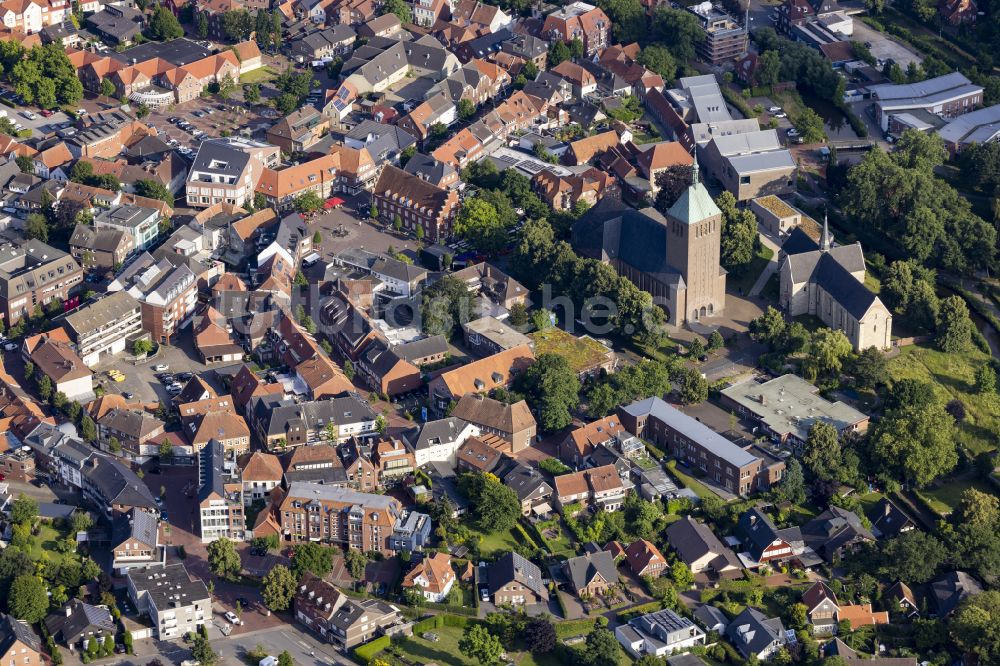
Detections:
[572, 167, 726, 326]
[779, 220, 892, 351]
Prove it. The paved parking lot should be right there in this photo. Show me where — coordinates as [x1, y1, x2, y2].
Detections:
[5, 108, 73, 136]
[852, 21, 923, 68]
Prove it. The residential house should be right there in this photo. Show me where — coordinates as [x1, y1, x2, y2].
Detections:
[801, 582, 840, 634]
[616, 609, 707, 658]
[462, 316, 534, 358]
[81, 454, 158, 517]
[931, 571, 982, 617]
[0, 614, 42, 666]
[533, 167, 618, 211]
[282, 443, 348, 486]
[29, 337, 92, 401]
[266, 108, 331, 153]
[290, 24, 357, 60]
[822, 638, 917, 666]
[293, 572, 404, 649]
[110, 508, 163, 574]
[96, 408, 166, 460]
[563, 548, 619, 597]
[622, 539, 668, 578]
[0, 239, 82, 327]
[735, 507, 802, 565]
[44, 599, 115, 651]
[727, 608, 786, 660]
[664, 516, 741, 578]
[869, 498, 915, 539]
[93, 204, 160, 251]
[127, 564, 211, 640]
[450, 394, 536, 453]
[402, 552, 456, 603]
[455, 434, 506, 474]
[405, 417, 481, 467]
[801, 506, 874, 563]
[503, 463, 553, 517]
[389, 510, 433, 552]
[178, 395, 251, 455]
[69, 224, 135, 271]
[450, 262, 529, 310]
[185, 138, 277, 209]
[427, 345, 535, 412]
[487, 552, 549, 606]
[250, 395, 376, 450]
[344, 120, 417, 164]
[885, 581, 920, 619]
[560, 415, 630, 468]
[542, 1, 610, 56]
[553, 464, 626, 513]
[238, 451, 283, 505]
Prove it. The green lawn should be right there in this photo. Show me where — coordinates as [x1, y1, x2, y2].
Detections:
[239, 66, 278, 84]
[387, 624, 587, 666]
[889, 344, 1000, 456]
[23, 522, 77, 566]
[918, 478, 997, 516]
[537, 520, 577, 558]
[666, 461, 721, 501]
[728, 243, 775, 296]
[853, 491, 886, 517]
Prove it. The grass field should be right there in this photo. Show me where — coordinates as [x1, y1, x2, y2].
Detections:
[888, 344, 1000, 456]
[667, 461, 720, 501]
[728, 243, 775, 296]
[24, 522, 77, 566]
[239, 66, 278, 84]
[918, 478, 996, 516]
[389, 625, 564, 666]
[530, 328, 612, 375]
[474, 526, 527, 557]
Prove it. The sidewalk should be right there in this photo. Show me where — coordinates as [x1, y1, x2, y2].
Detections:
[749, 226, 781, 298]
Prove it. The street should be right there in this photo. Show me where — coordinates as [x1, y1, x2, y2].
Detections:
[211, 625, 355, 666]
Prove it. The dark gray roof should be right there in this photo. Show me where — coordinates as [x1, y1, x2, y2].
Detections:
[371, 256, 427, 283]
[0, 614, 41, 655]
[328, 597, 399, 632]
[112, 507, 158, 548]
[781, 227, 819, 256]
[111, 37, 215, 66]
[404, 417, 471, 451]
[869, 498, 914, 539]
[402, 153, 456, 187]
[44, 600, 114, 646]
[693, 605, 729, 631]
[664, 516, 741, 572]
[488, 552, 548, 599]
[502, 32, 547, 59]
[668, 655, 709, 666]
[524, 72, 571, 103]
[572, 198, 687, 290]
[564, 549, 618, 591]
[394, 335, 449, 363]
[86, 5, 143, 41]
[344, 120, 416, 162]
[736, 507, 802, 560]
[622, 397, 759, 468]
[726, 607, 785, 658]
[83, 455, 157, 511]
[198, 439, 227, 503]
[257, 397, 376, 438]
[801, 506, 873, 560]
[464, 28, 513, 58]
[190, 140, 252, 177]
[502, 463, 552, 503]
[931, 571, 983, 616]
[127, 563, 209, 610]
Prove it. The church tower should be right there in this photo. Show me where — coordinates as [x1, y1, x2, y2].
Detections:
[664, 160, 727, 323]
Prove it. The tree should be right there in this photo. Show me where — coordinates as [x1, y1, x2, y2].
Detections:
[10, 495, 37, 525]
[975, 364, 997, 393]
[278, 651, 294, 666]
[381, 0, 411, 22]
[871, 404, 957, 487]
[158, 439, 173, 462]
[885, 378, 937, 411]
[583, 625, 621, 666]
[8, 575, 48, 623]
[294, 190, 324, 214]
[24, 212, 47, 242]
[810, 328, 852, 375]
[637, 44, 675, 80]
[80, 415, 96, 442]
[458, 624, 504, 666]
[707, 330, 724, 351]
[509, 303, 529, 327]
[516, 353, 580, 431]
[775, 458, 806, 505]
[147, 5, 184, 40]
[220, 9, 253, 42]
[454, 197, 508, 255]
[290, 542, 333, 580]
[951, 591, 1000, 665]
[134, 180, 175, 206]
[803, 421, 841, 482]
[457, 98, 475, 120]
[715, 191, 759, 271]
[653, 164, 694, 211]
[670, 561, 694, 588]
[190, 634, 217, 666]
[795, 108, 826, 143]
[880, 530, 945, 584]
[344, 549, 367, 580]
[677, 367, 708, 404]
[935, 295, 974, 352]
[206, 538, 241, 580]
[548, 40, 571, 67]
[598, 0, 646, 42]
[524, 618, 557, 653]
[108, 437, 122, 454]
[652, 7, 704, 62]
[261, 565, 296, 611]
[420, 275, 474, 339]
[949, 489, 1000, 581]
[852, 346, 888, 390]
[756, 49, 781, 86]
[196, 11, 209, 38]
[15, 154, 33, 175]
[132, 339, 152, 356]
[243, 82, 261, 105]
[99, 77, 117, 98]
[476, 476, 521, 532]
[749, 306, 786, 345]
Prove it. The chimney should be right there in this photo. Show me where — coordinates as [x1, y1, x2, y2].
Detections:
[65, 604, 72, 617]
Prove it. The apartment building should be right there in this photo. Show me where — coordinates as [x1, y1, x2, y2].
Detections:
[93, 204, 161, 251]
[29, 337, 92, 401]
[450, 394, 536, 453]
[0, 239, 82, 327]
[293, 572, 404, 650]
[266, 108, 331, 153]
[197, 440, 244, 543]
[687, 2, 747, 65]
[249, 395, 377, 450]
[127, 564, 211, 640]
[427, 345, 536, 412]
[371, 165, 460, 243]
[238, 451, 283, 505]
[185, 139, 277, 209]
[68, 224, 135, 270]
[618, 397, 784, 496]
[107, 252, 197, 344]
[541, 1, 610, 56]
[0, 0, 67, 34]
[62, 291, 143, 366]
[81, 454, 159, 517]
[110, 508, 164, 575]
[96, 407, 166, 460]
[0, 614, 43, 666]
[277, 482, 402, 554]
[405, 416, 481, 467]
[178, 395, 251, 455]
[255, 154, 340, 212]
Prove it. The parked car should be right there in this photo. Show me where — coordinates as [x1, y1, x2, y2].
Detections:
[787, 128, 800, 137]
[122, 392, 134, 400]
[768, 106, 782, 113]
[224, 611, 242, 625]
[39, 109, 52, 117]
[774, 112, 787, 119]
[153, 363, 169, 371]
[3, 342, 17, 351]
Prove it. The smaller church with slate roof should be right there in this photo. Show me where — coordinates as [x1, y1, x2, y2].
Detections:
[779, 218, 892, 351]
[572, 163, 726, 326]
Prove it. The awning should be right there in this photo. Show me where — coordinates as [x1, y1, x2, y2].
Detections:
[531, 502, 552, 516]
[324, 197, 345, 209]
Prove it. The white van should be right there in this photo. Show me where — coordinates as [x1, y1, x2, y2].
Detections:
[259, 658, 279, 666]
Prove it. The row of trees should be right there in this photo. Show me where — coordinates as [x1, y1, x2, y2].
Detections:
[7, 43, 83, 109]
